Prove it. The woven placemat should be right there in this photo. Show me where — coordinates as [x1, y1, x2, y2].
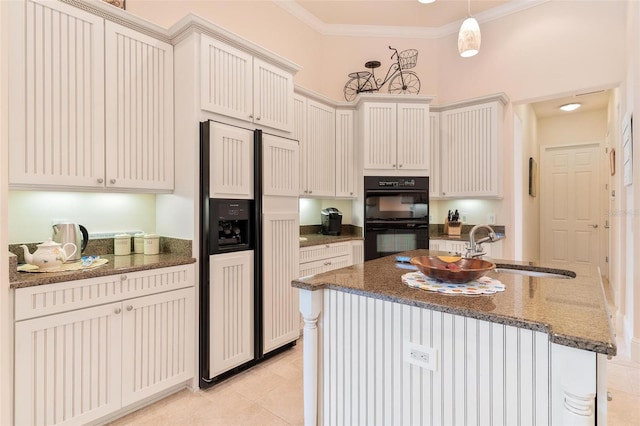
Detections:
[18, 258, 109, 273]
[402, 271, 505, 295]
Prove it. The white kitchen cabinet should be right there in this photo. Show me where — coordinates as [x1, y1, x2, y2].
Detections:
[105, 21, 174, 191]
[429, 112, 441, 199]
[201, 35, 294, 132]
[209, 251, 254, 378]
[299, 242, 354, 276]
[335, 109, 357, 198]
[351, 240, 364, 264]
[9, 0, 174, 191]
[439, 97, 505, 198]
[208, 122, 254, 199]
[262, 212, 300, 354]
[359, 99, 430, 175]
[262, 133, 300, 197]
[294, 94, 336, 197]
[14, 265, 195, 426]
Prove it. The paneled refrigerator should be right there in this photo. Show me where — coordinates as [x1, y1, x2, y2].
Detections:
[199, 120, 300, 388]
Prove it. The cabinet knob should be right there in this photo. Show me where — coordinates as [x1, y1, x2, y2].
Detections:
[256, 116, 261, 121]
[249, 114, 254, 119]
[120, 275, 127, 281]
[398, 164, 403, 168]
[97, 178, 104, 184]
[110, 179, 116, 184]
[350, 192, 353, 195]
[308, 190, 312, 194]
[126, 305, 133, 311]
[325, 245, 330, 248]
[304, 190, 308, 194]
[115, 307, 122, 314]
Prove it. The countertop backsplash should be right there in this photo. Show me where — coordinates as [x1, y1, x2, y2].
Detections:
[9, 236, 192, 264]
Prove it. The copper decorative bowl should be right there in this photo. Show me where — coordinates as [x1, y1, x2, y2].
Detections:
[410, 256, 496, 284]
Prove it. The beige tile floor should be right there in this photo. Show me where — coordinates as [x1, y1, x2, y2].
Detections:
[110, 280, 640, 425]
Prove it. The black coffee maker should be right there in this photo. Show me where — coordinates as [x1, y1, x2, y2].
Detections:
[321, 207, 342, 235]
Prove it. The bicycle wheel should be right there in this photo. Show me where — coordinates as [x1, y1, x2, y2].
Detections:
[388, 71, 420, 95]
[343, 77, 374, 102]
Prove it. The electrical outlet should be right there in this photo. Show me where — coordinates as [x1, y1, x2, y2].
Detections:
[461, 213, 468, 223]
[405, 342, 437, 370]
[488, 213, 496, 225]
[429, 214, 433, 222]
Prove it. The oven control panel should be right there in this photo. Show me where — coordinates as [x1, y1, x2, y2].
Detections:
[365, 176, 428, 190]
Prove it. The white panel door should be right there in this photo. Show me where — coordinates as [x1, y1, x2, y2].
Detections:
[10, 0, 105, 188]
[105, 21, 174, 191]
[208, 251, 254, 378]
[15, 302, 122, 426]
[253, 58, 294, 132]
[200, 35, 253, 122]
[262, 212, 300, 353]
[262, 134, 300, 197]
[208, 122, 254, 199]
[397, 103, 429, 171]
[336, 109, 356, 198]
[440, 101, 501, 198]
[362, 102, 397, 170]
[541, 143, 603, 266]
[429, 112, 441, 198]
[121, 288, 195, 406]
[305, 99, 335, 197]
[293, 94, 308, 196]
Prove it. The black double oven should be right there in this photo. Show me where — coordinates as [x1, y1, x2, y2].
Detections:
[364, 176, 429, 261]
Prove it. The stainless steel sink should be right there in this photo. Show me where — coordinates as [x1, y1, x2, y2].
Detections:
[494, 267, 575, 279]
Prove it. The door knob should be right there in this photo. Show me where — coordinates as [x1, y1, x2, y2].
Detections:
[589, 224, 599, 228]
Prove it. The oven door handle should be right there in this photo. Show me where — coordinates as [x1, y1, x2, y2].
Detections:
[367, 227, 390, 232]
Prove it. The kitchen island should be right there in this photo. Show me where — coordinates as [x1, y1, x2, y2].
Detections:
[292, 250, 616, 426]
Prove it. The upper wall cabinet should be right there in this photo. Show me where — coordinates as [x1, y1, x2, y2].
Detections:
[438, 95, 507, 199]
[104, 22, 174, 191]
[201, 35, 294, 132]
[429, 112, 441, 199]
[335, 109, 356, 198]
[356, 95, 433, 177]
[293, 93, 337, 198]
[9, 0, 174, 192]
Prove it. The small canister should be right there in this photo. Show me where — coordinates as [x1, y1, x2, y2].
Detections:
[134, 233, 145, 254]
[114, 234, 131, 256]
[144, 233, 160, 255]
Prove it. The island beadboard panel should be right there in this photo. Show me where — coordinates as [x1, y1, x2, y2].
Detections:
[319, 289, 599, 426]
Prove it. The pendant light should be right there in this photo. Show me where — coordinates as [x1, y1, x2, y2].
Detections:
[458, 0, 481, 58]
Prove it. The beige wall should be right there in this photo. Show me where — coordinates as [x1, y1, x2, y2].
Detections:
[128, 1, 626, 104]
[537, 109, 608, 146]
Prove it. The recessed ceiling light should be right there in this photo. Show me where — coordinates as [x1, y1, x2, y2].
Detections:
[560, 103, 581, 112]
[418, 0, 436, 3]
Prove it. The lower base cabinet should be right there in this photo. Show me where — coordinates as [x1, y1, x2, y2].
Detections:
[299, 242, 353, 277]
[14, 265, 195, 426]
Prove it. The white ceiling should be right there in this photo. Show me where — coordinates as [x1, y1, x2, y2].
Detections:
[279, 0, 612, 117]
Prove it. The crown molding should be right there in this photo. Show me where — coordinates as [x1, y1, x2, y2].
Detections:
[274, 0, 550, 39]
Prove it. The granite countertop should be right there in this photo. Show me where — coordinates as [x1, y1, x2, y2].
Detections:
[292, 249, 616, 356]
[10, 253, 196, 289]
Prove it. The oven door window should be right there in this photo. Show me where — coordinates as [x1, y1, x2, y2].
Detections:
[365, 228, 429, 260]
[365, 194, 428, 221]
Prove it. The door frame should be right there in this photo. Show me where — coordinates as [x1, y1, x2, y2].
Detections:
[539, 141, 608, 275]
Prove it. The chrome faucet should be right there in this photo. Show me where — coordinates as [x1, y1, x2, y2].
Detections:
[465, 224, 501, 258]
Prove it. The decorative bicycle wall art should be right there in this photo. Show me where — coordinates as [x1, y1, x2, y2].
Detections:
[343, 46, 421, 101]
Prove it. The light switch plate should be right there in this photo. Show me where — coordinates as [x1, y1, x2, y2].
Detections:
[488, 213, 496, 224]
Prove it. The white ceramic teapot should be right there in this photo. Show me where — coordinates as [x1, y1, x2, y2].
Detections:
[21, 239, 77, 270]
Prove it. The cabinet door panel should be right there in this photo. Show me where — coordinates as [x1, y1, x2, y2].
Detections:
[208, 252, 254, 378]
[306, 99, 335, 197]
[254, 58, 294, 132]
[440, 102, 501, 198]
[15, 303, 122, 426]
[336, 110, 356, 198]
[262, 134, 299, 197]
[105, 21, 174, 191]
[201, 35, 252, 121]
[362, 103, 397, 170]
[293, 94, 308, 196]
[397, 103, 429, 171]
[121, 288, 195, 406]
[263, 212, 300, 353]
[429, 112, 441, 198]
[208, 122, 254, 199]
[10, 0, 105, 188]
